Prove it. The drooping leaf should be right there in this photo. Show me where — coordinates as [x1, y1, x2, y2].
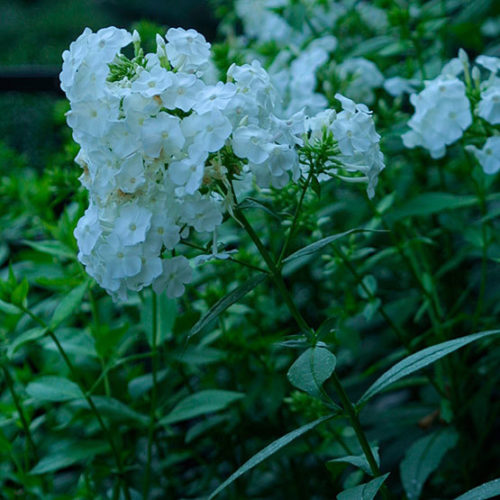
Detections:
[455, 478, 500, 500]
[208, 415, 333, 499]
[0, 299, 22, 315]
[189, 274, 267, 338]
[283, 229, 378, 264]
[329, 447, 380, 476]
[22, 239, 76, 260]
[49, 282, 89, 330]
[337, 473, 390, 500]
[26, 376, 83, 403]
[7, 327, 47, 358]
[287, 346, 336, 399]
[70, 396, 148, 425]
[358, 330, 500, 405]
[159, 390, 244, 426]
[400, 428, 458, 500]
[31, 440, 109, 474]
[238, 197, 280, 220]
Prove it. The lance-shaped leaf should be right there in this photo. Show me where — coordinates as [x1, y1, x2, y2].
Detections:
[337, 473, 390, 500]
[208, 415, 333, 499]
[159, 390, 244, 426]
[455, 478, 500, 500]
[49, 281, 89, 330]
[358, 330, 500, 405]
[26, 376, 83, 403]
[287, 346, 336, 399]
[283, 228, 371, 264]
[189, 274, 267, 338]
[329, 446, 380, 476]
[400, 428, 458, 500]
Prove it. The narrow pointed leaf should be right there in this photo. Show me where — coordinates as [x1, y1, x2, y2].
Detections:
[358, 330, 500, 405]
[189, 274, 267, 338]
[329, 447, 380, 476]
[26, 376, 83, 402]
[287, 346, 336, 398]
[49, 282, 89, 330]
[337, 473, 390, 500]
[7, 327, 47, 358]
[208, 415, 333, 499]
[159, 390, 244, 426]
[455, 478, 500, 500]
[400, 429, 458, 500]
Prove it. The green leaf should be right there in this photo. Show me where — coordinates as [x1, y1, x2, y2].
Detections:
[0, 299, 22, 315]
[70, 396, 148, 425]
[283, 229, 378, 264]
[189, 274, 267, 338]
[22, 239, 76, 260]
[49, 282, 88, 330]
[159, 390, 245, 426]
[238, 197, 280, 220]
[128, 369, 169, 399]
[329, 447, 380, 476]
[400, 428, 458, 500]
[455, 478, 500, 500]
[358, 330, 500, 405]
[26, 376, 83, 402]
[11, 278, 29, 307]
[208, 415, 333, 499]
[30, 440, 109, 474]
[337, 473, 390, 500]
[287, 346, 336, 399]
[387, 192, 500, 222]
[7, 327, 47, 358]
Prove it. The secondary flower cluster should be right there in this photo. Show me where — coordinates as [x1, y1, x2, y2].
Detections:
[403, 51, 500, 172]
[61, 26, 385, 300]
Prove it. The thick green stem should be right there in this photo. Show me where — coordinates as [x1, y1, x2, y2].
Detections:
[143, 291, 160, 499]
[330, 373, 382, 477]
[234, 206, 388, 498]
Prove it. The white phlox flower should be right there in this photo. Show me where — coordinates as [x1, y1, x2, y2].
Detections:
[62, 26, 385, 300]
[402, 76, 472, 159]
[467, 136, 500, 174]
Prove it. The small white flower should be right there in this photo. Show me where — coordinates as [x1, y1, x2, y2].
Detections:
[113, 204, 152, 245]
[165, 27, 211, 74]
[115, 152, 145, 193]
[478, 83, 500, 125]
[152, 256, 192, 298]
[468, 137, 500, 174]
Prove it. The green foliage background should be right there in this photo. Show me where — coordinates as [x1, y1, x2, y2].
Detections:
[0, 1, 500, 499]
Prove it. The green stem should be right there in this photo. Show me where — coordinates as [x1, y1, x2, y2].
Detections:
[143, 291, 160, 499]
[235, 207, 313, 340]
[2, 365, 38, 469]
[277, 170, 314, 267]
[330, 373, 382, 478]
[19, 306, 131, 500]
[234, 205, 388, 498]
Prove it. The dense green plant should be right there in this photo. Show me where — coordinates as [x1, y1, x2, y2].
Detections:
[1, 1, 500, 499]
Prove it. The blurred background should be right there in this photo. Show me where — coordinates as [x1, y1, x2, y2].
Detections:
[0, 0, 220, 169]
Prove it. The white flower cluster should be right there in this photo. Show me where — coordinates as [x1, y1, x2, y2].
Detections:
[306, 94, 385, 198]
[60, 27, 316, 300]
[234, 0, 388, 109]
[61, 26, 386, 301]
[402, 75, 472, 159]
[403, 52, 500, 174]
